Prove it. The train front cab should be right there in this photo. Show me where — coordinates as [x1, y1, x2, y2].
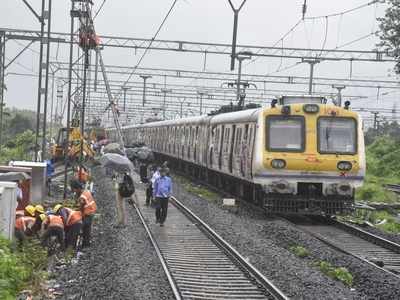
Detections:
[254, 99, 365, 215]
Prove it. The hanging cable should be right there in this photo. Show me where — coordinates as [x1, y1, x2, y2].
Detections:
[318, 16, 329, 57]
[115, 0, 179, 102]
[306, 0, 380, 20]
[93, 0, 106, 20]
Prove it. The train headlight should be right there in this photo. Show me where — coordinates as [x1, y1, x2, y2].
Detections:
[303, 104, 319, 113]
[337, 161, 352, 171]
[271, 159, 286, 169]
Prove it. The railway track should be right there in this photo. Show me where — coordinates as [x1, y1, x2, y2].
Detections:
[134, 196, 288, 300]
[286, 216, 400, 278]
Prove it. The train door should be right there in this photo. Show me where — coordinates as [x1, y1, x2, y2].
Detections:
[194, 126, 199, 163]
[218, 125, 225, 170]
[229, 125, 236, 174]
[247, 123, 255, 178]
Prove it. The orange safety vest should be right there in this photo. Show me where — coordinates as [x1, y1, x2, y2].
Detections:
[64, 208, 82, 227]
[80, 190, 97, 216]
[46, 215, 64, 229]
[15, 216, 35, 231]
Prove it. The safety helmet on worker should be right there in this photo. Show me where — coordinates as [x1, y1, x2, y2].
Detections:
[53, 204, 63, 213]
[25, 205, 35, 217]
[35, 204, 45, 214]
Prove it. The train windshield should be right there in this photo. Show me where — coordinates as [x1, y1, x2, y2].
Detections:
[266, 116, 304, 152]
[318, 117, 357, 154]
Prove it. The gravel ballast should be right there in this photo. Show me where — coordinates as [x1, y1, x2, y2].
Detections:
[54, 166, 174, 300]
[171, 176, 400, 300]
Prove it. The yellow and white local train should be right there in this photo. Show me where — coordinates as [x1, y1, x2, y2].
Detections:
[108, 96, 365, 215]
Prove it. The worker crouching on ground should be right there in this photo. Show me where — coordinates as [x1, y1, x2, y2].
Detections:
[41, 213, 65, 251]
[153, 167, 172, 227]
[14, 204, 36, 246]
[54, 204, 82, 249]
[70, 179, 97, 248]
[116, 173, 139, 227]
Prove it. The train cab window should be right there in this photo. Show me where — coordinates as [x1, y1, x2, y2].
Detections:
[266, 116, 305, 152]
[318, 117, 357, 154]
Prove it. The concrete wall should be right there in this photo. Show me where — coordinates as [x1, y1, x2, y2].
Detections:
[0, 182, 17, 240]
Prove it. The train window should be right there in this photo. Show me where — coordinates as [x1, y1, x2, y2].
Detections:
[318, 117, 357, 154]
[266, 116, 305, 152]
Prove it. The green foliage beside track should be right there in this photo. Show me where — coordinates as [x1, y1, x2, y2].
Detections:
[356, 136, 400, 203]
[0, 236, 48, 299]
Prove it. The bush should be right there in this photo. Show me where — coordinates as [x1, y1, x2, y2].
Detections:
[289, 245, 310, 258]
[0, 236, 48, 299]
[317, 261, 353, 287]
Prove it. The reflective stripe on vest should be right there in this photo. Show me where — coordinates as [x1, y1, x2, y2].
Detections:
[48, 215, 64, 229]
[81, 190, 97, 216]
[65, 208, 82, 226]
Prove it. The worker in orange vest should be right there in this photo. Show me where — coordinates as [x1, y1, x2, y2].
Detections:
[70, 179, 97, 248]
[14, 213, 35, 247]
[54, 204, 82, 250]
[41, 213, 65, 251]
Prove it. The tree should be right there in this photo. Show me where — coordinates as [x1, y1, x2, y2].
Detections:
[378, 0, 400, 73]
[7, 113, 34, 136]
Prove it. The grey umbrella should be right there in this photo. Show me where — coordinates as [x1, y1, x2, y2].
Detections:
[99, 153, 134, 174]
[0, 172, 31, 181]
[103, 143, 125, 155]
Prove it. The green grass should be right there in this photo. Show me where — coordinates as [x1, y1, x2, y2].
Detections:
[185, 184, 220, 202]
[289, 245, 310, 258]
[356, 136, 400, 203]
[174, 174, 221, 202]
[0, 236, 48, 299]
[317, 261, 353, 287]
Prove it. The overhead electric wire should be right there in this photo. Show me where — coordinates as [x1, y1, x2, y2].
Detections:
[93, 0, 106, 20]
[115, 0, 179, 102]
[305, 0, 380, 20]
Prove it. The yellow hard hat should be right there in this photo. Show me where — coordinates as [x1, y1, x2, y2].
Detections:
[53, 204, 63, 213]
[25, 205, 35, 217]
[39, 214, 47, 222]
[35, 205, 45, 214]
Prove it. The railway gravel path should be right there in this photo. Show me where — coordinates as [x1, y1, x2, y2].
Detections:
[172, 177, 400, 300]
[54, 166, 175, 300]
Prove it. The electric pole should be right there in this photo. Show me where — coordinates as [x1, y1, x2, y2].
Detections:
[236, 51, 252, 104]
[140, 75, 152, 106]
[121, 86, 130, 111]
[228, 0, 247, 71]
[161, 88, 172, 120]
[197, 90, 208, 115]
[0, 31, 5, 148]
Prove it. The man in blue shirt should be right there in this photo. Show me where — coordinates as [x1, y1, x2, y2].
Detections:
[153, 167, 172, 227]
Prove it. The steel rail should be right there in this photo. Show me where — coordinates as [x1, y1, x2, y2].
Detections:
[133, 202, 182, 300]
[170, 196, 289, 300]
[287, 216, 400, 279]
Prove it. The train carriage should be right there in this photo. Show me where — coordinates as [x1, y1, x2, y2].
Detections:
[108, 95, 365, 215]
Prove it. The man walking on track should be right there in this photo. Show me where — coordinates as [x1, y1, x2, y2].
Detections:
[153, 167, 172, 227]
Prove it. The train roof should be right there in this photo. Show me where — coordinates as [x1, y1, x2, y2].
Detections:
[120, 108, 262, 130]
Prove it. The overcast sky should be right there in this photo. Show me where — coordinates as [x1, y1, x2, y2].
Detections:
[1, 0, 396, 125]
